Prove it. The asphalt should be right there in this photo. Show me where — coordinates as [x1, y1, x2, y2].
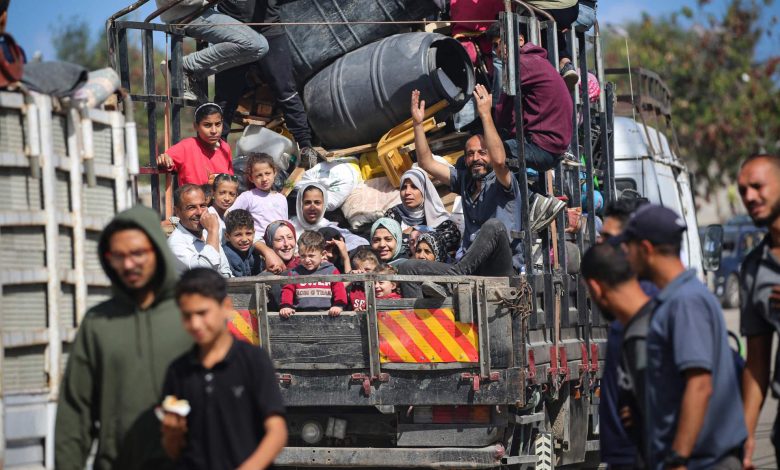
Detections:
[724, 308, 778, 469]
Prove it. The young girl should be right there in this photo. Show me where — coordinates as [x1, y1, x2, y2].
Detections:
[206, 173, 239, 244]
[156, 103, 233, 185]
[374, 264, 401, 300]
[226, 153, 288, 241]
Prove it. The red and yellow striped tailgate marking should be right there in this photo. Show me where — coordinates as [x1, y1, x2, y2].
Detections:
[378, 309, 479, 363]
[229, 309, 259, 345]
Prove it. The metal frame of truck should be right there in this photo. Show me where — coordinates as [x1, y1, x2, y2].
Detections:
[102, 1, 616, 467]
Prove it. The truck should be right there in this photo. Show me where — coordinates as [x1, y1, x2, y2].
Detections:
[2, 0, 619, 468]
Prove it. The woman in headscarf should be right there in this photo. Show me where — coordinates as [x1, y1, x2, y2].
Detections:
[291, 182, 368, 251]
[413, 232, 448, 263]
[263, 220, 299, 271]
[383, 168, 461, 257]
[370, 217, 407, 267]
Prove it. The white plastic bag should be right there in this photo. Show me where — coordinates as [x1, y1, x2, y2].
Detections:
[295, 158, 363, 211]
[236, 125, 297, 172]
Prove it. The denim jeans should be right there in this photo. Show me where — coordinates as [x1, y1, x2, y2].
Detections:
[182, 9, 269, 79]
[505, 136, 561, 173]
[398, 219, 515, 297]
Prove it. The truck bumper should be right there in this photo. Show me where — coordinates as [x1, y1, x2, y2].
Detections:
[276, 444, 506, 468]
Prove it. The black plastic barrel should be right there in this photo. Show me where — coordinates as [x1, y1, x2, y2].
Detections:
[280, 0, 438, 84]
[303, 32, 475, 149]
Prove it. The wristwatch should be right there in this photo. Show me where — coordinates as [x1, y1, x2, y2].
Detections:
[663, 450, 690, 468]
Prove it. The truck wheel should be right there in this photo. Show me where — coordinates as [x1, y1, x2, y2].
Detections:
[724, 274, 740, 309]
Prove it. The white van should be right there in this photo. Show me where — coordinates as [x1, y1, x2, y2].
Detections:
[612, 115, 706, 279]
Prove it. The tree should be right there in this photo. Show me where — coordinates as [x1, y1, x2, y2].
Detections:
[603, 0, 780, 191]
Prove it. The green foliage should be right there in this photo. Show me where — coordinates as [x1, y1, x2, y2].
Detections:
[604, 0, 780, 190]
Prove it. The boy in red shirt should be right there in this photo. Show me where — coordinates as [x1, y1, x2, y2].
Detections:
[280, 231, 347, 318]
[156, 103, 233, 185]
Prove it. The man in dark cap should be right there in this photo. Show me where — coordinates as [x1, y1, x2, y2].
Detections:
[615, 205, 746, 470]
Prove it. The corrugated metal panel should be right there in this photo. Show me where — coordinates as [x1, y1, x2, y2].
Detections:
[83, 178, 116, 219]
[2, 284, 47, 329]
[51, 113, 69, 157]
[60, 283, 75, 329]
[85, 230, 103, 273]
[58, 226, 74, 270]
[55, 169, 71, 213]
[93, 122, 114, 166]
[0, 167, 42, 211]
[3, 345, 47, 393]
[87, 286, 112, 310]
[0, 107, 25, 154]
[0, 226, 46, 269]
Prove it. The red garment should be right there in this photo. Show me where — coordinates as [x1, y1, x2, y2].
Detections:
[450, 0, 504, 65]
[349, 285, 366, 311]
[378, 292, 402, 300]
[494, 43, 573, 155]
[166, 137, 233, 185]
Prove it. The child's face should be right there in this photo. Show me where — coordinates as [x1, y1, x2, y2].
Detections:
[251, 162, 276, 192]
[299, 247, 325, 271]
[178, 293, 231, 346]
[194, 113, 223, 146]
[414, 240, 436, 261]
[353, 259, 377, 272]
[375, 280, 397, 298]
[227, 226, 255, 253]
[213, 180, 238, 212]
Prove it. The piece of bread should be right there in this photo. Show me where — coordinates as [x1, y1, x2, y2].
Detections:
[161, 395, 191, 417]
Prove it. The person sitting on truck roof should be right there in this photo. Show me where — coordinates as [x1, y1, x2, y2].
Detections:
[370, 217, 408, 267]
[55, 206, 192, 470]
[156, 104, 234, 186]
[615, 204, 747, 470]
[168, 184, 233, 277]
[493, 31, 574, 194]
[383, 167, 461, 259]
[160, 268, 287, 469]
[524, 0, 581, 91]
[214, 0, 322, 169]
[155, 0, 268, 102]
[279, 230, 348, 318]
[290, 182, 369, 251]
[223, 209, 264, 277]
[399, 85, 526, 285]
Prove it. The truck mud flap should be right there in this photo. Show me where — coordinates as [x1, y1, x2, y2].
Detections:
[275, 444, 505, 468]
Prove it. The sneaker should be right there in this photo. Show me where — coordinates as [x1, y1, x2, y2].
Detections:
[529, 194, 566, 232]
[560, 62, 579, 92]
[299, 146, 323, 169]
[159, 60, 205, 102]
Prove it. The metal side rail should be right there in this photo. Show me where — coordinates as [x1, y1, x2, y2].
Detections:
[276, 444, 514, 468]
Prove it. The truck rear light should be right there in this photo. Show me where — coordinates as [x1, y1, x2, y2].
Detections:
[413, 406, 491, 424]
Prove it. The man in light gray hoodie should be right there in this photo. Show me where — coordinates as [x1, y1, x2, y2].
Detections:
[156, 0, 268, 101]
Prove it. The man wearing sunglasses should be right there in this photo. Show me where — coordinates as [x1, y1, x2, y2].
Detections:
[55, 206, 191, 470]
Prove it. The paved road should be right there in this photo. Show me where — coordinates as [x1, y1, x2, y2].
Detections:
[724, 308, 778, 469]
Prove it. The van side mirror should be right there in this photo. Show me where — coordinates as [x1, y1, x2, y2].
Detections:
[702, 224, 724, 272]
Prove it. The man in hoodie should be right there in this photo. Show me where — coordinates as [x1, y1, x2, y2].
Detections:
[55, 206, 192, 470]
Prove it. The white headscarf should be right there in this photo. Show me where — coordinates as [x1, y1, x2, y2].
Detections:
[293, 182, 330, 232]
[398, 168, 450, 229]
